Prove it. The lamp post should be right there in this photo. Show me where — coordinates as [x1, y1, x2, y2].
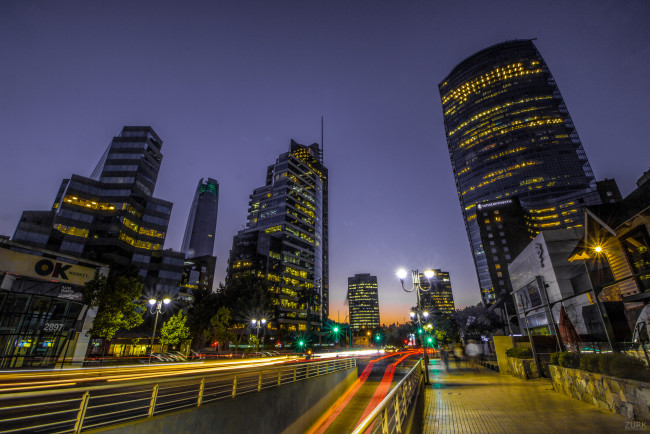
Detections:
[398, 268, 435, 385]
[251, 318, 267, 338]
[148, 297, 171, 364]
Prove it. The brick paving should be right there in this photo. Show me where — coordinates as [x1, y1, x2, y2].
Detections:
[423, 360, 634, 433]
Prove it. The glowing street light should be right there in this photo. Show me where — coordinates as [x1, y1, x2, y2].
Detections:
[148, 297, 171, 364]
[398, 268, 436, 385]
[251, 318, 267, 338]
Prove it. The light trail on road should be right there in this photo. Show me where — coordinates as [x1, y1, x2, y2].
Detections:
[307, 350, 419, 434]
[0, 356, 296, 392]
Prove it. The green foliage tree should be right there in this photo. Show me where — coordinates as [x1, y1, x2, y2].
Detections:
[453, 303, 503, 339]
[430, 315, 460, 345]
[205, 307, 235, 351]
[220, 275, 273, 320]
[83, 273, 144, 345]
[187, 286, 220, 350]
[160, 311, 191, 351]
[248, 335, 260, 352]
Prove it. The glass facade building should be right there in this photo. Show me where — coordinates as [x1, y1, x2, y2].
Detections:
[181, 178, 219, 259]
[227, 140, 328, 337]
[439, 40, 600, 305]
[347, 274, 380, 331]
[12, 126, 184, 296]
[419, 269, 455, 317]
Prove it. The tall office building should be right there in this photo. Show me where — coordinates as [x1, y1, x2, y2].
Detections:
[227, 140, 328, 337]
[419, 269, 455, 317]
[13, 126, 184, 296]
[347, 274, 380, 331]
[181, 178, 219, 258]
[439, 40, 601, 305]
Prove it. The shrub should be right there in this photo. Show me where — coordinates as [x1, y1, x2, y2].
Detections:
[579, 353, 600, 372]
[506, 346, 533, 359]
[598, 353, 650, 382]
[558, 351, 580, 369]
[549, 352, 561, 365]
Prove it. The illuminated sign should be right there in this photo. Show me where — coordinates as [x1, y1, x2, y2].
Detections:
[477, 199, 513, 211]
[0, 248, 98, 286]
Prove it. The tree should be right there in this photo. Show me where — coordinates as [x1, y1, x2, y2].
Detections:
[430, 315, 459, 346]
[160, 311, 191, 351]
[454, 303, 503, 340]
[83, 273, 144, 346]
[220, 275, 273, 320]
[206, 307, 235, 352]
[187, 286, 220, 350]
[248, 335, 260, 352]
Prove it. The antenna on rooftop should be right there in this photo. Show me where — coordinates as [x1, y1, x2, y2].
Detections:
[321, 116, 324, 163]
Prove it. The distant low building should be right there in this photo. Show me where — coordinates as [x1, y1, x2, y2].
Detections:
[419, 269, 456, 317]
[348, 274, 380, 331]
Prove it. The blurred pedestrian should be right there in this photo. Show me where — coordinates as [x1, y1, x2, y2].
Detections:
[441, 346, 450, 371]
[453, 343, 464, 369]
[466, 340, 481, 373]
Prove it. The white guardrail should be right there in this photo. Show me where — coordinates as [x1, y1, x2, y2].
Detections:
[0, 357, 356, 433]
[352, 359, 424, 434]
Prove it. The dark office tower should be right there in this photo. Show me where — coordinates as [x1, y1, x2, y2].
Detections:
[439, 40, 600, 305]
[181, 178, 219, 259]
[13, 126, 184, 295]
[476, 197, 530, 329]
[347, 274, 380, 331]
[596, 179, 622, 205]
[227, 140, 328, 338]
[419, 270, 456, 317]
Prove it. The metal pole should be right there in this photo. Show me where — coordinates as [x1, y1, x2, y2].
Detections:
[583, 262, 615, 351]
[149, 304, 160, 365]
[416, 285, 430, 385]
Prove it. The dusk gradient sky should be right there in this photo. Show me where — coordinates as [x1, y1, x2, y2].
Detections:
[1, 1, 649, 325]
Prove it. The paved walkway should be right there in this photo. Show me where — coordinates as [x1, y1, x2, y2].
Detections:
[423, 360, 632, 433]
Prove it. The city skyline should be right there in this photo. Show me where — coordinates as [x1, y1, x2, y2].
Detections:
[1, 1, 649, 324]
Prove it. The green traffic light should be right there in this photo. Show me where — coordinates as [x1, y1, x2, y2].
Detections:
[418, 329, 423, 334]
[299, 340, 304, 347]
[333, 327, 339, 333]
[375, 335, 380, 341]
[427, 337, 433, 343]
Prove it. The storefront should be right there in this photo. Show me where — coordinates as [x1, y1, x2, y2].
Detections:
[0, 240, 107, 368]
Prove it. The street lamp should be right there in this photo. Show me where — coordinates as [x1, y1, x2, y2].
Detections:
[148, 297, 171, 364]
[251, 318, 267, 337]
[398, 268, 436, 385]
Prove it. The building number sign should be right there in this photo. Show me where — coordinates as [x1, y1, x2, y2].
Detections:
[43, 322, 65, 333]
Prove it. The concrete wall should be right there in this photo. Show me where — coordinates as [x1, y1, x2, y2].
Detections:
[550, 364, 650, 421]
[506, 356, 539, 380]
[101, 367, 358, 434]
[493, 336, 514, 374]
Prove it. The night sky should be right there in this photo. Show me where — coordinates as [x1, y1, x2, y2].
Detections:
[1, 1, 649, 325]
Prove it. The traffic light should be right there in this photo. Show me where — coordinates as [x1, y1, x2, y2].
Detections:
[299, 340, 304, 347]
[427, 336, 433, 344]
[333, 326, 339, 333]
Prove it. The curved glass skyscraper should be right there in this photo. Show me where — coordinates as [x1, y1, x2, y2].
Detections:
[439, 40, 599, 304]
[181, 178, 219, 258]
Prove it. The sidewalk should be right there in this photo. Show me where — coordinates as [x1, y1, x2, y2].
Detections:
[423, 360, 632, 433]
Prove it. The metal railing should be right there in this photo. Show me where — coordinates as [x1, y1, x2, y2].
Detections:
[0, 357, 356, 433]
[352, 359, 424, 434]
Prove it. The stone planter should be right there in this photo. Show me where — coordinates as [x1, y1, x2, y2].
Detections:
[506, 356, 539, 380]
[549, 364, 650, 421]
